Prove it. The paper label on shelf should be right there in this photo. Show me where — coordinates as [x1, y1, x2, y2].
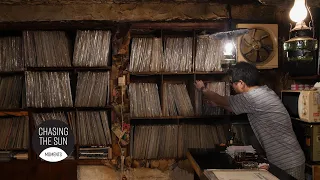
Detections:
[112, 124, 126, 139]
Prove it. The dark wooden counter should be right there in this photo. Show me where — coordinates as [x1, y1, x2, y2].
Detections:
[0, 160, 77, 180]
[187, 148, 296, 180]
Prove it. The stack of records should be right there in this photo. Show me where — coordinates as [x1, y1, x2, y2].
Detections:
[0, 151, 11, 162]
[79, 146, 111, 160]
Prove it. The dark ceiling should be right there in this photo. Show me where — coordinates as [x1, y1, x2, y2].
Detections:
[0, 0, 319, 7]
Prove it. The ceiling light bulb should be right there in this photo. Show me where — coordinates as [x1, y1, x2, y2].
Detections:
[289, 0, 308, 23]
[224, 42, 234, 56]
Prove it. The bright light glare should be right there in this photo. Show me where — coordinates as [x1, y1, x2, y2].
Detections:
[224, 42, 234, 55]
[289, 0, 308, 23]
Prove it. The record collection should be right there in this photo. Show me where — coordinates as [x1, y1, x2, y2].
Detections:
[163, 83, 194, 116]
[0, 36, 24, 71]
[195, 35, 224, 72]
[76, 111, 112, 146]
[23, 31, 72, 67]
[132, 124, 229, 159]
[195, 82, 230, 115]
[75, 71, 110, 107]
[25, 71, 73, 108]
[0, 76, 23, 109]
[129, 38, 163, 72]
[129, 83, 162, 117]
[0, 116, 29, 150]
[73, 30, 111, 67]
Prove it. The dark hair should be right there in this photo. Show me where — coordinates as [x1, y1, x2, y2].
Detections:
[228, 62, 260, 87]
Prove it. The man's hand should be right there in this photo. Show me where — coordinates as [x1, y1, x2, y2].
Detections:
[204, 99, 217, 107]
[194, 80, 205, 91]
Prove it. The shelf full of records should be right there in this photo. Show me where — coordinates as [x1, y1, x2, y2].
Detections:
[0, 151, 29, 162]
[0, 70, 110, 109]
[128, 81, 230, 118]
[31, 111, 112, 160]
[0, 116, 29, 150]
[129, 35, 226, 73]
[131, 123, 254, 159]
[0, 30, 112, 110]
[32, 111, 112, 152]
[0, 30, 113, 163]
[0, 116, 29, 161]
[79, 146, 112, 160]
[0, 30, 112, 73]
[195, 82, 230, 116]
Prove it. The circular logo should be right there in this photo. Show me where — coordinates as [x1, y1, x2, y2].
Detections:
[32, 120, 75, 162]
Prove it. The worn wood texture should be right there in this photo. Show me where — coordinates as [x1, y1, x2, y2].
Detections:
[0, 3, 228, 22]
[0, 161, 77, 180]
[0, 0, 258, 5]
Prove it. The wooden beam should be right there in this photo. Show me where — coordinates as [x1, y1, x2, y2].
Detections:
[131, 21, 228, 30]
[0, 3, 228, 23]
[260, 0, 320, 8]
[0, 0, 260, 5]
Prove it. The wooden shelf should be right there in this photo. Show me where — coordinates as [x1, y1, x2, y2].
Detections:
[291, 117, 320, 124]
[0, 71, 24, 75]
[131, 72, 191, 75]
[0, 108, 26, 112]
[0, 148, 28, 151]
[75, 106, 113, 111]
[0, 110, 28, 116]
[26, 66, 112, 72]
[27, 107, 76, 112]
[26, 106, 112, 112]
[26, 67, 74, 72]
[194, 71, 227, 75]
[130, 115, 229, 120]
[130, 114, 250, 120]
[76, 159, 108, 165]
[130, 115, 249, 125]
[74, 67, 112, 71]
[132, 157, 185, 161]
[130, 71, 227, 76]
[38, 159, 109, 165]
[78, 144, 111, 147]
[289, 75, 320, 80]
[0, 107, 112, 115]
[130, 21, 228, 30]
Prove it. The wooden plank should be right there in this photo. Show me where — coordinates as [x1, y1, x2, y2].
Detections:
[130, 115, 228, 120]
[313, 165, 320, 180]
[186, 151, 202, 178]
[0, 111, 28, 116]
[289, 75, 320, 80]
[0, 161, 77, 180]
[130, 71, 227, 75]
[77, 159, 107, 165]
[131, 21, 228, 30]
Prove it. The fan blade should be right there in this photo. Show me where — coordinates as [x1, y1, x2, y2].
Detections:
[243, 49, 254, 57]
[256, 49, 261, 62]
[259, 49, 269, 62]
[251, 29, 256, 39]
[243, 38, 252, 46]
[261, 44, 273, 53]
[260, 34, 270, 41]
[246, 49, 257, 63]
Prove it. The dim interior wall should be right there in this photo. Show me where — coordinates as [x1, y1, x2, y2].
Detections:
[0, 3, 227, 22]
[0, 2, 294, 179]
[0, 3, 289, 22]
